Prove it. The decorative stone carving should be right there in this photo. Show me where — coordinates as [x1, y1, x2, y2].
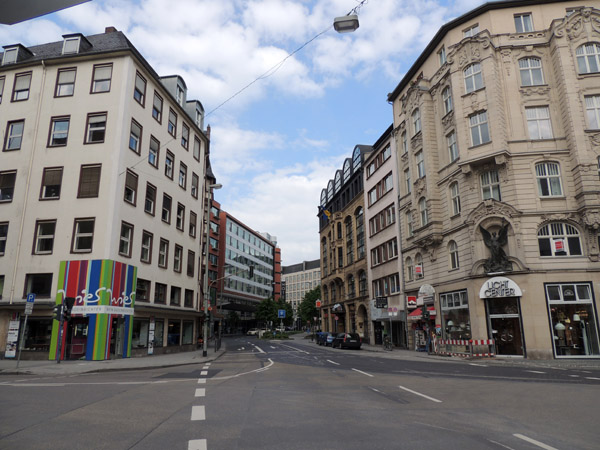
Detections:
[589, 133, 600, 147]
[554, 7, 600, 40]
[580, 209, 600, 230]
[466, 200, 522, 226]
[442, 111, 455, 130]
[414, 177, 426, 197]
[411, 133, 423, 151]
[480, 222, 512, 273]
[519, 86, 551, 96]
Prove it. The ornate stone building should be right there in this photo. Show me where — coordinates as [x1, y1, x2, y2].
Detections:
[388, 1, 600, 358]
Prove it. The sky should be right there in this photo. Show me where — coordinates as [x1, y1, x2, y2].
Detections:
[0, 0, 485, 266]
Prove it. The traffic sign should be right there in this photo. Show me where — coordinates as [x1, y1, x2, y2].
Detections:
[315, 300, 322, 308]
[25, 293, 35, 315]
[278, 309, 286, 318]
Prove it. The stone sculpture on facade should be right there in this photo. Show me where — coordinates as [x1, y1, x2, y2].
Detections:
[480, 222, 512, 273]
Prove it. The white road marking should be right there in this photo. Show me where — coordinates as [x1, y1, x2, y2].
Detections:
[327, 360, 340, 365]
[188, 439, 207, 450]
[469, 363, 487, 367]
[195, 388, 205, 397]
[253, 345, 265, 354]
[279, 343, 309, 354]
[202, 365, 210, 369]
[525, 370, 546, 374]
[212, 358, 274, 380]
[585, 377, 600, 380]
[0, 380, 192, 387]
[486, 439, 516, 450]
[513, 434, 558, 450]
[191, 405, 205, 421]
[200, 371, 208, 376]
[238, 347, 245, 351]
[370, 387, 381, 393]
[398, 385, 442, 403]
[352, 368, 374, 377]
[270, 346, 276, 349]
[197, 378, 206, 384]
[568, 374, 580, 378]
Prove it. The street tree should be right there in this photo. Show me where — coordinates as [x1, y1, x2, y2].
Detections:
[298, 286, 320, 326]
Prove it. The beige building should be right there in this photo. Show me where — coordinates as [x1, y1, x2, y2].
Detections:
[0, 28, 211, 359]
[319, 146, 372, 342]
[389, 0, 600, 359]
[281, 259, 321, 327]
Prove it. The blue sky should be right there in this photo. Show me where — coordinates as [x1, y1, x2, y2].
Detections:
[0, 0, 484, 265]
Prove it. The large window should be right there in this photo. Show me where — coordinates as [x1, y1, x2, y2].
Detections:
[585, 95, 600, 129]
[72, 218, 95, 253]
[91, 64, 112, 93]
[546, 283, 599, 357]
[464, 63, 483, 93]
[447, 131, 458, 162]
[514, 13, 533, 33]
[519, 57, 544, 86]
[412, 108, 421, 135]
[345, 218, 354, 265]
[356, 208, 364, 260]
[449, 241, 459, 269]
[481, 169, 501, 201]
[85, 113, 107, 143]
[405, 257, 414, 281]
[526, 106, 553, 139]
[406, 211, 413, 237]
[187, 250, 195, 277]
[78, 165, 101, 198]
[442, 86, 453, 115]
[402, 131, 408, 154]
[416, 151, 425, 178]
[40, 167, 62, 200]
[538, 222, 582, 257]
[0, 171, 16, 202]
[440, 290, 471, 340]
[535, 162, 562, 197]
[170, 287, 181, 306]
[12, 72, 31, 101]
[470, 111, 490, 146]
[419, 197, 428, 226]
[404, 168, 411, 194]
[49, 117, 69, 147]
[24, 273, 53, 298]
[132, 319, 149, 348]
[55, 68, 76, 97]
[4, 120, 24, 150]
[450, 181, 461, 216]
[576, 43, 600, 74]
[34, 220, 56, 254]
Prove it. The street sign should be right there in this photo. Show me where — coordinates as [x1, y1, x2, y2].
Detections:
[25, 293, 35, 315]
[315, 300, 322, 308]
[278, 309, 286, 318]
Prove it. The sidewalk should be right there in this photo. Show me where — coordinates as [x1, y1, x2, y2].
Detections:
[0, 345, 226, 376]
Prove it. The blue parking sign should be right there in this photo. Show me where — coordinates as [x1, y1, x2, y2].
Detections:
[278, 309, 286, 318]
[27, 293, 36, 303]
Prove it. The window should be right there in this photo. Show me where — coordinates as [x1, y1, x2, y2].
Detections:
[141, 231, 153, 263]
[40, 167, 62, 199]
[12, 72, 31, 101]
[0, 76, 4, 103]
[0, 171, 16, 202]
[450, 181, 461, 216]
[144, 183, 156, 215]
[185, 290, 194, 309]
[464, 63, 484, 93]
[174, 245, 183, 272]
[136, 279, 150, 302]
[181, 123, 189, 149]
[158, 239, 169, 268]
[176, 203, 185, 231]
[170, 287, 181, 307]
[62, 36, 80, 54]
[585, 95, 600, 129]
[78, 165, 101, 198]
[440, 290, 471, 340]
[419, 197, 428, 226]
[526, 106, 553, 139]
[449, 241, 459, 269]
[91, 64, 112, 93]
[463, 24, 479, 38]
[368, 188, 377, 206]
[415, 253, 423, 279]
[438, 46, 446, 65]
[168, 109, 177, 137]
[356, 208, 364, 259]
[404, 168, 411, 194]
[119, 222, 134, 257]
[48, 117, 69, 147]
[2, 47, 17, 65]
[345, 218, 354, 265]
[442, 86, 452, 114]
[481, 169, 501, 201]
[536, 162, 563, 197]
[514, 13, 533, 33]
[162, 194, 172, 223]
[412, 108, 421, 135]
[124, 170, 138, 205]
[189, 211, 197, 237]
[133, 72, 146, 105]
[191, 173, 199, 198]
[165, 151, 174, 179]
[519, 57, 544, 86]
[72, 218, 95, 253]
[176, 85, 184, 105]
[406, 211, 413, 237]
[193, 137, 201, 161]
[416, 151, 425, 178]
[0, 222, 7, 255]
[179, 163, 187, 189]
[24, 274, 53, 298]
[402, 131, 408, 154]
[149, 136, 160, 168]
[576, 43, 600, 74]
[447, 131, 458, 162]
[34, 220, 56, 254]
[406, 257, 414, 281]
[55, 68, 76, 97]
[155, 283, 167, 304]
[470, 111, 490, 146]
[187, 250, 195, 277]
[4, 120, 24, 150]
[85, 113, 107, 143]
[129, 119, 142, 154]
[538, 222, 582, 256]
[152, 91, 163, 122]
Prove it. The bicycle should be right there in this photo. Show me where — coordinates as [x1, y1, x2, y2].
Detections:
[383, 336, 393, 351]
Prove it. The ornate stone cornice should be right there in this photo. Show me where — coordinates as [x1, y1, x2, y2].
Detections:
[466, 200, 522, 226]
[554, 7, 600, 40]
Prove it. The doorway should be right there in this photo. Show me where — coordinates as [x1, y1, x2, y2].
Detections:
[109, 318, 124, 359]
[486, 297, 525, 356]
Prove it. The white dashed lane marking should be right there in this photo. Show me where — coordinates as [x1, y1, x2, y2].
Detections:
[197, 378, 206, 384]
[188, 439, 207, 450]
[195, 388, 205, 397]
[191, 405, 205, 421]
[200, 371, 208, 376]
[398, 385, 442, 403]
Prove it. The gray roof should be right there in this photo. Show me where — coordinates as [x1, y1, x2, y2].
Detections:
[282, 259, 321, 274]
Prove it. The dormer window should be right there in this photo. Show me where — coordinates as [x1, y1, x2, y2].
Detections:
[176, 85, 184, 106]
[2, 47, 18, 65]
[62, 36, 81, 54]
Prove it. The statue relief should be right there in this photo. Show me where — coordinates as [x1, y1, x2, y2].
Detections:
[479, 222, 512, 273]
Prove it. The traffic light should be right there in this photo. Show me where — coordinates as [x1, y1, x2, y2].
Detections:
[53, 304, 63, 321]
[63, 297, 75, 322]
[422, 305, 430, 320]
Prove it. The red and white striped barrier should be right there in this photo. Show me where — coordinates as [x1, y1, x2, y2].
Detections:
[435, 338, 496, 358]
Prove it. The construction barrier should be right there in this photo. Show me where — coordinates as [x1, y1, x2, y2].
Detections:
[435, 338, 496, 357]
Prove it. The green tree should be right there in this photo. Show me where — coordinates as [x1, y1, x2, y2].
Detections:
[298, 285, 320, 325]
[255, 297, 278, 327]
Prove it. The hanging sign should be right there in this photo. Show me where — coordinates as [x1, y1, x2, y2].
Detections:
[407, 296, 417, 308]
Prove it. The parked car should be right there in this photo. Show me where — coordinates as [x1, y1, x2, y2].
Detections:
[332, 333, 362, 349]
[275, 326, 286, 333]
[325, 333, 335, 346]
[315, 332, 326, 345]
[246, 328, 259, 336]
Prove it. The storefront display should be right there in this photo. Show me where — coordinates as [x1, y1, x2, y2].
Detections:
[440, 290, 471, 340]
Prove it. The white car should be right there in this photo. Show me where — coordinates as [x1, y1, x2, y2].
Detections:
[246, 328, 259, 336]
[275, 327, 286, 333]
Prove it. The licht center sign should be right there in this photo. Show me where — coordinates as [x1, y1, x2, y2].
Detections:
[479, 277, 522, 299]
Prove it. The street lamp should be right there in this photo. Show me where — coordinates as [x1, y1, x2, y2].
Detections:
[203, 183, 222, 357]
[333, 14, 359, 33]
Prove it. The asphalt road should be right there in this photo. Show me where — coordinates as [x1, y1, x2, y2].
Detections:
[0, 335, 598, 450]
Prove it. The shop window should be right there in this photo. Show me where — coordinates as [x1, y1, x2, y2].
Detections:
[153, 320, 164, 347]
[546, 283, 599, 357]
[20, 318, 53, 351]
[167, 320, 181, 346]
[440, 290, 471, 340]
[182, 321, 194, 345]
[132, 319, 149, 348]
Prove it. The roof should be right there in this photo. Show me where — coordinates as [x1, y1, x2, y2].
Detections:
[282, 259, 321, 274]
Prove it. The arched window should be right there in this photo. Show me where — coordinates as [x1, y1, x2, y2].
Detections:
[405, 257, 414, 281]
[519, 57, 544, 86]
[415, 253, 424, 278]
[538, 222, 582, 256]
[355, 207, 365, 259]
[327, 180, 334, 200]
[412, 108, 421, 135]
[464, 62, 484, 93]
[353, 146, 362, 170]
[450, 181, 461, 216]
[576, 43, 600, 74]
[334, 170, 342, 193]
[358, 271, 367, 296]
[345, 217, 354, 265]
[535, 162, 563, 197]
[323, 285, 329, 303]
[320, 189, 327, 207]
[449, 240, 459, 269]
[419, 197, 428, 226]
[442, 86, 453, 114]
[406, 210, 414, 236]
[347, 274, 355, 298]
[343, 159, 352, 183]
[330, 282, 337, 301]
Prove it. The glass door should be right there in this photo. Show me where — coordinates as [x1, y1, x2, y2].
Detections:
[486, 297, 524, 356]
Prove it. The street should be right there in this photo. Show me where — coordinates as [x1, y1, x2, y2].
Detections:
[0, 335, 599, 450]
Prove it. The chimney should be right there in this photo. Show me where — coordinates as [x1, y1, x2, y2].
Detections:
[105, 26, 117, 33]
[206, 125, 211, 139]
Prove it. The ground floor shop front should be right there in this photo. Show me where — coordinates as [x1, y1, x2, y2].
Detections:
[320, 298, 371, 344]
[405, 273, 600, 359]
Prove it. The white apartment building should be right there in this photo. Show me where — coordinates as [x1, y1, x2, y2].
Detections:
[281, 259, 321, 326]
[0, 28, 210, 360]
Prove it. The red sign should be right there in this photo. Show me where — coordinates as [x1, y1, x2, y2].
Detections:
[554, 239, 564, 252]
[415, 264, 423, 275]
[334, 315, 339, 321]
[407, 296, 417, 308]
[316, 300, 322, 308]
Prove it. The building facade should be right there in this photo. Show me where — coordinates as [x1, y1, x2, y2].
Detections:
[388, 0, 600, 358]
[281, 259, 321, 328]
[0, 28, 210, 359]
[319, 146, 372, 342]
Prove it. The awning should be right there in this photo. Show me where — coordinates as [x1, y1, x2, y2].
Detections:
[407, 306, 436, 321]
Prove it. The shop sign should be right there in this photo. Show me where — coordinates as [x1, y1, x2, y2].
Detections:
[5, 320, 20, 358]
[148, 318, 155, 355]
[407, 296, 417, 308]
[375, 296, 388, 308]
[479, 276, 522, 299]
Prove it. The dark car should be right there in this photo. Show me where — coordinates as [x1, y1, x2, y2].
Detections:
[315, 332, 328, 345]
[317, 332, 335, 346]
[332, 332, 361, 349]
